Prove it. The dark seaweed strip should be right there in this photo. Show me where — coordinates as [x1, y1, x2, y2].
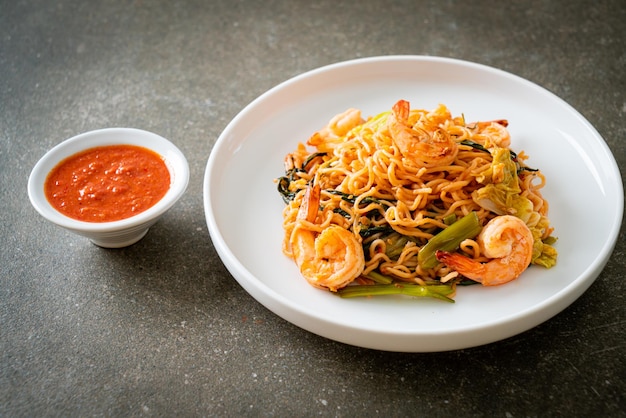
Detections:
[325, 189, 391, 208]
[359, 225, 395, 239]
[301, 152, 327, 170]
[276, 176, 296, 204]
[518, 166, 539, 173]
[460, 140, 539, 174]
[460, 139, 490, 154]
[333, 207, 351, 218]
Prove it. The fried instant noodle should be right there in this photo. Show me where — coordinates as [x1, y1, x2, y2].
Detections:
[276, 100, 557, 301]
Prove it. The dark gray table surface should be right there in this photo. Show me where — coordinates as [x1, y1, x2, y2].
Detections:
[2, 0, 624, 416]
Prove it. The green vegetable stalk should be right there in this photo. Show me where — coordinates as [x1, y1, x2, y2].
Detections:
[417, 211, 482, 269]
[337, 283, 455, 303]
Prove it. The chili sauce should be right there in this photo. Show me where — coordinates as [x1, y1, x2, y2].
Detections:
[44, 145, 171, 222]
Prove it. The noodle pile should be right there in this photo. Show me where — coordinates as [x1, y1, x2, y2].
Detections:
[276, 101, 557, 296]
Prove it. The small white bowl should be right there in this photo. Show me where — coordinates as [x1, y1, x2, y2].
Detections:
[28, 128, 189, 248]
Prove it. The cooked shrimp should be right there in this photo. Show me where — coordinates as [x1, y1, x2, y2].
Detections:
[470, 120, 511, 148]
[284, 142, 309, 172]
[308, 108, 364, 149]
[289, 185, 365, 291]
[435, 215, 533, 286]
[387, 99, 458, 167]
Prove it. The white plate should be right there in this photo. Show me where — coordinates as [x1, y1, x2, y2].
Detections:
[203, 56, 623, 352]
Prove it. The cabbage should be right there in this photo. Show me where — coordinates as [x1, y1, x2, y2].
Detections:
[472, 147, 557, 268]
[472, 147, 533, 222]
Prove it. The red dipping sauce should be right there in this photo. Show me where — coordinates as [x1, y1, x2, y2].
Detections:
[44, 144, 171, 222]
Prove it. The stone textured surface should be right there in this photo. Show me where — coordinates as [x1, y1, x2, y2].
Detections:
[1, 0, 625, 416]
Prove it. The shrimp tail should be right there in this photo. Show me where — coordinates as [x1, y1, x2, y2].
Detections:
[435, 250, 486, 284]
[392, 99, 410, 121]
[436, 215, 534, 286]
[290, 185, 365, 292]
[298, 184, 320, 222]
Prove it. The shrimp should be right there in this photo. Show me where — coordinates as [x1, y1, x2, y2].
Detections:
[283, 142, 309, 172]
[308, 108, 364, 149]
[435, 215, 533, 286]
[470, 120, 511, 148]
[387, 99, 458, 168]
[289, 185, 365, 291]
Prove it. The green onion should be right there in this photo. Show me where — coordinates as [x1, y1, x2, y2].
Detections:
[417, 211, 482, 269]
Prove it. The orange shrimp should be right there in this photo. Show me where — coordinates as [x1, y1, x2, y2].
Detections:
[435, 215, 533, 286]
[387, 99, 458, 167]
[289, 185, 365, 291]
[470, 120, 511, 148]
[308, 108, 364, 149]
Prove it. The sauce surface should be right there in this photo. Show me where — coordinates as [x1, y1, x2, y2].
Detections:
[45, 144, 171, 222]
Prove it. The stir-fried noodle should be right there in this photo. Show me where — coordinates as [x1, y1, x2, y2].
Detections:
[276, 100, 557, 300]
